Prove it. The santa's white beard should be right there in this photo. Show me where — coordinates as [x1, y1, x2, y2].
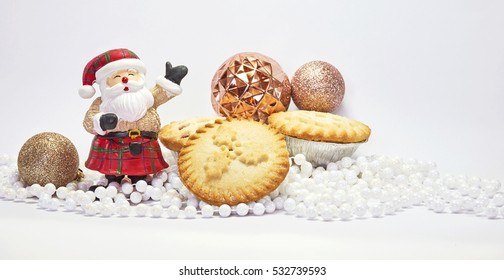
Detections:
[99, 80, 154, 122]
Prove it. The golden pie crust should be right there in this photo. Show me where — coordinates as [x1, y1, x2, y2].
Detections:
[159, 116, 225, 152]
[268, 110, 371, 143]
[178, 118, 290, 206]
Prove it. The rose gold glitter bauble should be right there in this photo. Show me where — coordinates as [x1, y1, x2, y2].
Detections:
[211, 52, 291, 122]
[18, 132, 79, 187]
[291, 61, 345, 112]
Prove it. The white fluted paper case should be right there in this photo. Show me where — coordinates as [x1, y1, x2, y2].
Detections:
[285, 136, 363, 167]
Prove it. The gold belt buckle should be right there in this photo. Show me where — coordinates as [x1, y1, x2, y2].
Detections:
[128, 129, 141, 139]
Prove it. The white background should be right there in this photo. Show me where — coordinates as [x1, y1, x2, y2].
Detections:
[1, 0, 504, 260]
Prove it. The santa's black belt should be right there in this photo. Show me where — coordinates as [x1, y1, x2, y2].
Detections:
[100, 130, 158, 140]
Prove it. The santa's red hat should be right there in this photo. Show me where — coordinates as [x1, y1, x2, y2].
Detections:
[79, 48, 146, 99]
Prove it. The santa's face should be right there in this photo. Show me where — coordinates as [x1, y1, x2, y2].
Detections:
[106, 68, 143, 88]
[99, 68, 154, 122]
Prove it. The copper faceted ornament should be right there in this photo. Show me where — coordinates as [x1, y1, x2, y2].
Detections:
[211, 52, 291, 122]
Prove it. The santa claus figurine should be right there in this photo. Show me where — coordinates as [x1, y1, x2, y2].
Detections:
[79, 48, 187, 184]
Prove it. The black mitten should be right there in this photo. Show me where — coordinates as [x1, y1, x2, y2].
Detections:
[99, 113, 118, 131]
[164, 61, 188, 85]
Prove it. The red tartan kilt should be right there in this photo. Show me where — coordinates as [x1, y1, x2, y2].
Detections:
[85, 136, 168, 176]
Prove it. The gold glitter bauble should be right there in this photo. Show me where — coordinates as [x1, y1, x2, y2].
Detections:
[291, 61, 345, 112]
[211, 52, 291, 122]
[18, 132, 79, 187]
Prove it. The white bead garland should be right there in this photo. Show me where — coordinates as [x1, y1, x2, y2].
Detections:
[0, 152, 503, 222]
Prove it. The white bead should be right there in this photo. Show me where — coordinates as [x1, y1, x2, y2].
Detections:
[151, 205, 164, 218]
[170, 196, 182, 208]
[293, 154, 306, 165]
[155, 171, 168, 182]
[283, 198, 296, 213]
[485, 206, 498, 219]
[142, 192, 150, 202]
[344, 170, 358, 185]
[8, 172, 19, 184]
[135, 180, 148, 193]
[16, 188, 28, 200]
[38, 193, 51, 208]
[121, 182, 134, 195]
[320, 207, 334, 221]
[269, 188, 280, 199]
[43, 183, 56, 196]
[95, 178, 108, 187]
[84, 203, 98, 216]
[186, 197, 199, 208]
[100, 204, 115, 217]
[492, 193, 504, 207]
[54, 187, 68, 200]
[468, 187, 481, 199]
[0, 186, 7, 199]
[369, 203, 383, 218]
[28, 184, 42, 197]
[295, 203, 307, 217]
[326, 162, 338, 171]
[482, 184, 499, 198]
[219, 204, 232, 217]
[468, 176, 481, 187]
[64, 198, 77, 211]
[257, 198, 268, 204]
[72, 189, 85, 202]
[135, 204, 149, 217]
[235, 203, 249, 216]
[273, 197, 284, 210]
[179, 188, 191, 199]
[94, 186, 107, 199]
[171, 177, 183, 190]
[106, 185, 118, 198]
[306, 206, 318, 220]
[383, 201, 396, 215]
[380, 167, 394, 180]
[114, 193, 127, 203]
[338, 203, 352, 220]
[77, 181, 91, 191]
[160, 194, 173, 208]
[341, 156, 354, 168]
[199, 200, 209, 209]
[462, 197, 475, 211]
[167, 205, 179, 218]
[150, 187, 163, 201]
[47, 198, 60, 211]
[300, 161, 313, 178]
[129, 192, 143, 204]
[168, 172, 178, 183]
[151, 178, 164, 188]
[115, 200, 130, 208]
[432, 199, 445, 213]
[12, 181, 24, 190]
[164, 183, 173, 190]
[353, 203, 368, 218]
[85, 191, 96, 202]
[116, 204, 131, 217]
[201, 205, 215, 218]
[252, 203, 266, 216]
[184, 206, 197, 218]
[449, 199, 462, 213]
[489, 179, 501, 191]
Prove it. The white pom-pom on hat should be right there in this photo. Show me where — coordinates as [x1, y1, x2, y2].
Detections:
[79, 85, 96, 99]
